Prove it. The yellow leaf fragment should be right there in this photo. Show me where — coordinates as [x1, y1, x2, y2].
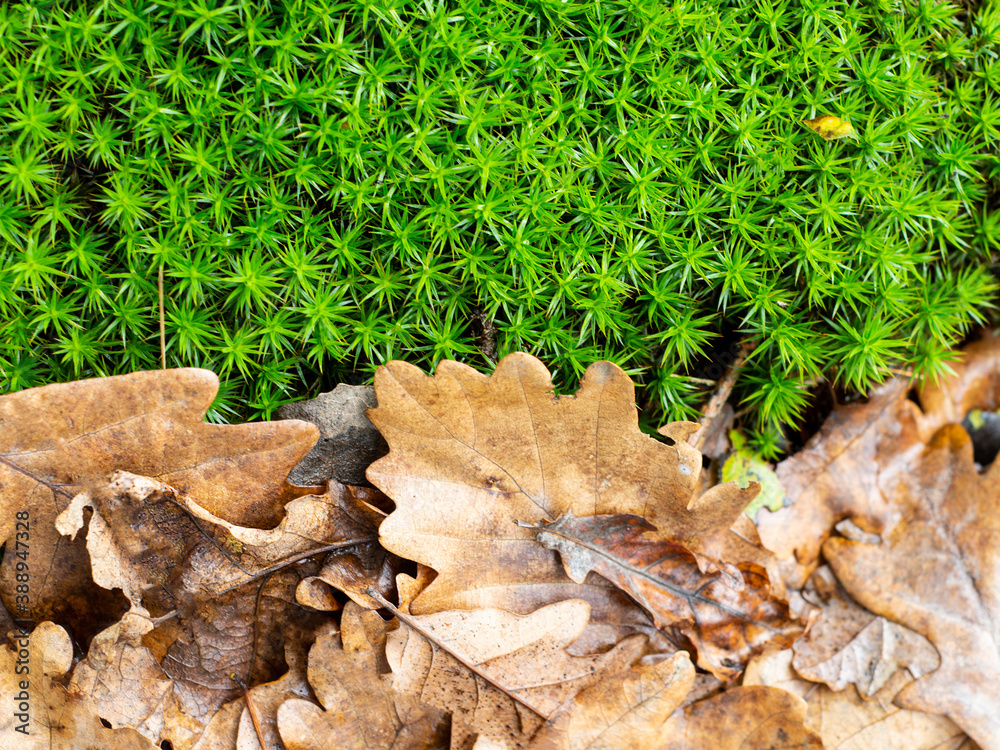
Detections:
[803, 115, 857, 141]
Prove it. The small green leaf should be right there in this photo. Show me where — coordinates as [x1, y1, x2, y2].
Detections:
[722, 430, 786, 520]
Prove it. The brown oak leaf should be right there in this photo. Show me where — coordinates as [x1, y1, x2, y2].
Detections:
[525, 652, 694, 749]
[792, 565, 939, 696]
[381, 573, 652, 749]
[824, 424, 1000, 749]
[277, 602, 449, 750]
[534, 512, 798, 679]
[367, 354, 759, 649]
[0, 621, 157, 749]
[0, 369, 318, 638]
[657, 684, 822, 749]
[756, 334, 1000, 589]
[745, 648, 978, 749]
[55, 471, 379, 745]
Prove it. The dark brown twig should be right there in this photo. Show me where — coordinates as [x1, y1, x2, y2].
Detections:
[689, 337, 756, 451]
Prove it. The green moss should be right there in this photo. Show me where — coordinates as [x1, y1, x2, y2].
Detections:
[1, 0, 999, 448]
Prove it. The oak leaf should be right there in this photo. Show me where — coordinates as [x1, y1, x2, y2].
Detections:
[55, 471, 380, 745]
[0, 621, 157, 749]
[756, 335, 1000, 588]
[745, 648, 978, 749]
[533, 512, 798, 679]
[824, 424, 1000, 749]
[657, 685, 822, 749]
[524, 652, 694, 750]
[792, 566, 939, 696]
[0, 369, 318, 635]
[367, 354, 759, 649]
[382, 573, 652, 749]
[277, 603, 449, 750]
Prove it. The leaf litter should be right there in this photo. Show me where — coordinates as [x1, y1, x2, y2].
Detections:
[4, 338, 1000, 748]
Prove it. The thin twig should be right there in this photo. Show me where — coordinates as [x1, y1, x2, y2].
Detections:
[209, 538, 378, 598]
[158, 264, 166, 369]
[231, 673, 267, 749]
[689, 337, 757, 451]
[364, 587, 549, 719]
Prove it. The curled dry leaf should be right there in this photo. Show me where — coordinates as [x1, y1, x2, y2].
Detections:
[0, 621, 157, 749]
[367, 354, 759, 649]
[792, 566, 939, 696]
[0, 368, 318, 635]
[824, 425, 1000, 749]
[745, 648, 977, 749]
[756, 334, 1000, 588]
[534, 512, 798, 679]
[55, 471, 377, 745]
[277, 603, 449, 750]
[755, 379, 920, 587]
[526, 651, 694, 750]
[383, 574, 651, 750]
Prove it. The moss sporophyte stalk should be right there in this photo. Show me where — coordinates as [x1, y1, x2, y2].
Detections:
[1, 0, 999, 457]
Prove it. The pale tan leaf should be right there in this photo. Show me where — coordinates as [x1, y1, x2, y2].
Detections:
[0, 622, 157, 750]
[526, 652, 694, 749]
[367, 354, 758, 650]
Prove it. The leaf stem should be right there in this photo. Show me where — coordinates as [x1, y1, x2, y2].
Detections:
[210, 537, 378, 597]
[364, 587, 549, 720]
[158, 263, 166, 370]
[231, 673, 267, 749]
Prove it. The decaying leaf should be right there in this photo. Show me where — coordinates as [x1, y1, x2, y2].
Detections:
[277, 603, 449, 750]
[276, 383, 389, 487]
[745, 648, 978, 749]
[0, 368, 318, 635]
[533, 512, 798, 679]
[383, 573, 652, 749]
[757, 334, 1000, 588]
[54, 471, 380, 745]
[755, 379, 922, 587]
[0, 621, 157, 749]
[658, 684, 822, 749]
[525, 652, 694, 750]
[66, 611, 198, 750]
[792, 566, 939, 696]
[367, 354, 760, 651]
[824, 424, 1000, 749]
[803, 115, 857, 140]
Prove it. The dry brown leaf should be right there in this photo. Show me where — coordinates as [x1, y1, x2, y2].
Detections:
[657, 683, 822, 749]
[754, 379, 921, 588]
[0, 368, 318, 637]
[190, 619, 318, 750]
[0, 621, 157, 749]
[66, 611, 199, 750]
[534, 512, 798, 679]
[277, 602, 449, 750]
[55, 471, 377, 744]
[792, 565, 939, 696]
[824, 424, 1000, 749]
[367, 354, 758, 649]
[745, 648, 978, 749]
[383, 573, 651, 750]
[526, 652, 694, 749]
[756, 334, 1000, 589]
